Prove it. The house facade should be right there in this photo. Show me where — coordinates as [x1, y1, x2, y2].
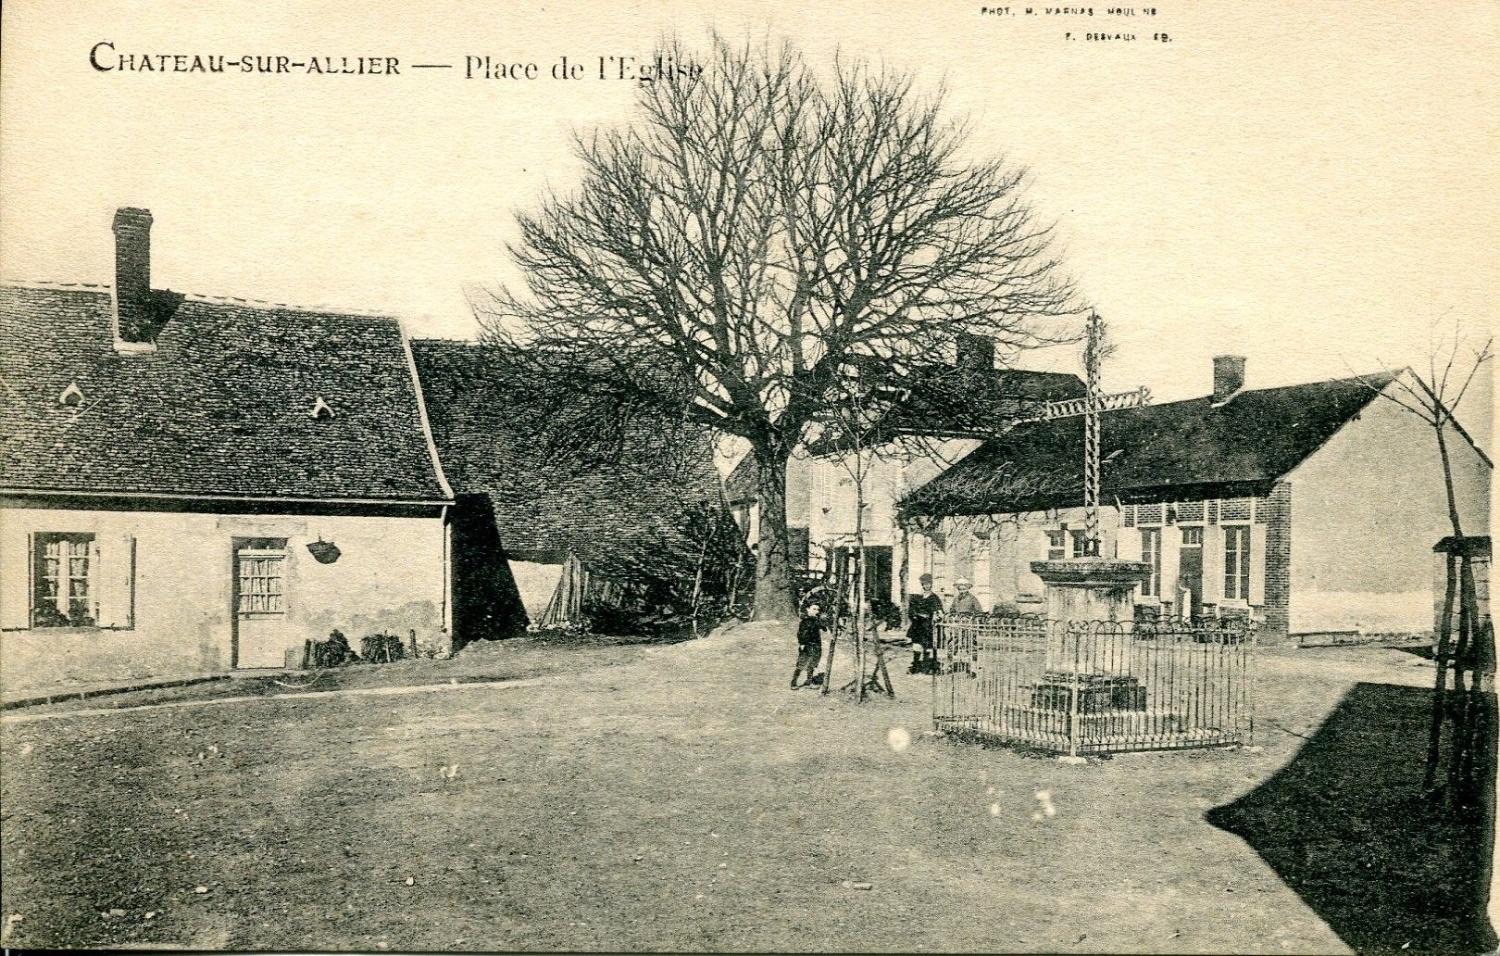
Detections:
[1, 209, 455, 688]
[726, 335, 1085, 608]
[900, 356, 1493, 642]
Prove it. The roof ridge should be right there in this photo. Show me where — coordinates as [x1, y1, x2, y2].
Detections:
[0, 278, 111, 291]
[410, 336, 488, 346]
[181, 291, 400, 319]
[1, 279, 402, 321]
[1090, 368, 1399, 416]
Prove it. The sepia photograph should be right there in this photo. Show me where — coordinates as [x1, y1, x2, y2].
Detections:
[1, 1, 1495, 952]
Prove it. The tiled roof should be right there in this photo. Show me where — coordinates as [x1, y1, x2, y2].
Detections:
[900, 371, 1400, 517]
[410, 340, 724, 573]
[724, 362, 1086, 500]
[874, 364, 1086, 437]
[0, 284, 451, 503]
[798, 357, 1085, 457]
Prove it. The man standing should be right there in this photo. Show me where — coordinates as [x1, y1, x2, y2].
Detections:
[907, 573, 943, 674]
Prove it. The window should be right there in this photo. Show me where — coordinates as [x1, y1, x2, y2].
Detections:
[1070, 530, 1089, 558]
[1181, 526, 1203, 547]
[1140, 528, 1161, 597]
[33, 533, 95, 627]
[1046, 530, 1066, 560]
[237, 552, 286, 614]
[1224, 526, 1251, 600]
[1048, 528, 1091, 559]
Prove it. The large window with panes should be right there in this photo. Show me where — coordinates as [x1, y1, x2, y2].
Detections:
[32, 532, 95, 627]
[1223, 525, 1251, 600]
[1140, 527, 1162, 597]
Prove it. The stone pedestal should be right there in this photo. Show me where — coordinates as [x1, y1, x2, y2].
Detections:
[1031, 558, 1151, 675]
[1030, 558, 1151, 624]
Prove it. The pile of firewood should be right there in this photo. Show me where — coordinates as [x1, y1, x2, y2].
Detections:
[359, 633, 407, 664]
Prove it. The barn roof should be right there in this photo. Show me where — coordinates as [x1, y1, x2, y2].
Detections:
[900, 371, 1401, 518]
[410, 339, 724, 572]
[0, 284, 452, 504]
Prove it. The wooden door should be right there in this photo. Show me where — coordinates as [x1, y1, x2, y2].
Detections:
[1178, 526, 1204, 618]
[233, 543, 289, 668]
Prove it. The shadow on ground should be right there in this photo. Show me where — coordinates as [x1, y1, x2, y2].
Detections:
[1207, 682, 1496, 955]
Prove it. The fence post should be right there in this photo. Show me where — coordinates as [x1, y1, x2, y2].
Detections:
[930, 617, 940, 730]
[1068, 624, 1081, 760]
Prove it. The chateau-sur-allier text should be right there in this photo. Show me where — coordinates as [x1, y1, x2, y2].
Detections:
[88, 43, 703, 83]
[90, 43, 402, 75]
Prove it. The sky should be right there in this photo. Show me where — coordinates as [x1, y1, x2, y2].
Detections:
[2, 0, 1495, 449]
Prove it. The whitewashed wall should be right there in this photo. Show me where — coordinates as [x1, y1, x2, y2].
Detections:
[0, 504, 447, 688]
[1285, 374, 1492, 635]
[924, 500, 1273, 624]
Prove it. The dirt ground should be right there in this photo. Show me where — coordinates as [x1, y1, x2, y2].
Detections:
[1, 624, 1492, 953]
[5, 630, 693, 716]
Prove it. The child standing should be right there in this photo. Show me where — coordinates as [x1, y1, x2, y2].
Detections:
[792, 602, 825, 689]
[907, 573, 943, 674]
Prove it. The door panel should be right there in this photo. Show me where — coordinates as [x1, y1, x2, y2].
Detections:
[234, 545, 290, 668]
[1178, 547, 1203, 617]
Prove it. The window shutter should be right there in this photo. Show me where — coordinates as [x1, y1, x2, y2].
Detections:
[97, 534, 137, 629]
[1250, 524, 1267, 606]
[2, 533, 34, 629]
[1203, 526, 1221, 602]
[91, 537, 103, 625]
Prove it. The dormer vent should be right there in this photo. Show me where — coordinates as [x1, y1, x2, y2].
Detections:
[59, 381, 84, 406]
[310, 395, 334, 419]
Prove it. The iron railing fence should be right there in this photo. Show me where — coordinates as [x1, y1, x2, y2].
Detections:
[932, 615, 1255, 755]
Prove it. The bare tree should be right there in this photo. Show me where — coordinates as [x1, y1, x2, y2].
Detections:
[1360, 320, 1493, 810]
[476, 34, 1079, 619]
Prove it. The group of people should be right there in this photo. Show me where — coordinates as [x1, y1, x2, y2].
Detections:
[790, 572, 984, 687]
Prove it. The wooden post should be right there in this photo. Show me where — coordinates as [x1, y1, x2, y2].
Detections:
[689, 527, 712, 638]
[1426, 551, 1457, 791]
[822, 552, 845, 697]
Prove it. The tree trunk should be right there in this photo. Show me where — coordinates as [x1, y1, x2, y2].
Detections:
[752, 447, 797, 621]
[1425, 551, 1457, 791]
[854, 449, 868, 701]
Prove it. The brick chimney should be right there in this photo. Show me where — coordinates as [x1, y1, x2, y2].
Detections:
[955, 332, 996, 372]
[112, 207, 158, 348]
[1213, 355, 1246, 405]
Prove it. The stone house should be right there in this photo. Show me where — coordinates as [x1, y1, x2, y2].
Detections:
[899, 356, 1493, 642]
[1, 208, 727, 690]
[1, 209, 455, 687]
